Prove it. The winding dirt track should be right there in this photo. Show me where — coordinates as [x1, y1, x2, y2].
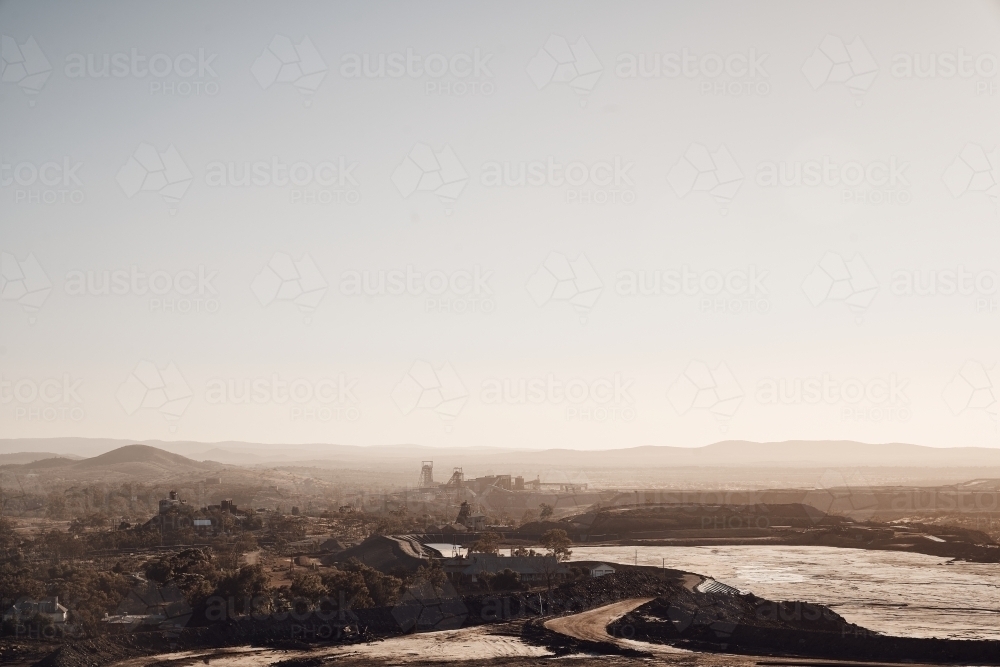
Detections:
[109, 595, 949, 667]
[543, 597, 656, 646]
[543, 597, 694, 657]
[542, 598, 952, 667]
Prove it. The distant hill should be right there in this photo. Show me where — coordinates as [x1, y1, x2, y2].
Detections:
[0, 452, 83, 465]
[73, 444, 211, 470]
[19, 457, 77, 470]
[3, 438, 1000, 473]
[493, 441, 1000, 469]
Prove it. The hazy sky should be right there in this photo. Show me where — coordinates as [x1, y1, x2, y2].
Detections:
[3, 0, 1000, 450]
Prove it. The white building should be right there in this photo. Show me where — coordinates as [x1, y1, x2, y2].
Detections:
[4, 596, 69, 624]
[589, 563, 616, 577]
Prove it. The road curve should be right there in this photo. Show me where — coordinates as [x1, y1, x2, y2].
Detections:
[542, 598, 953, 667]
[544, 597, 656, 645]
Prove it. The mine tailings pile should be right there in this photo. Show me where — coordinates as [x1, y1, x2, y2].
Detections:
[610, 587, 1000, 664]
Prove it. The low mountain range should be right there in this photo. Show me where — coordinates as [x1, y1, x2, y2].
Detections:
[2, 438, 999, 469]
[0, 444, 215, 481]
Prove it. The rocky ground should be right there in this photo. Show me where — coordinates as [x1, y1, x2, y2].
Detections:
[610, 587, 1000, 664]
[9, 566, 1000, 666]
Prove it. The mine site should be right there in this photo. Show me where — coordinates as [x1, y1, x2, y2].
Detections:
[5, 0, 1000, 665]
[2, 438, 1000, 666]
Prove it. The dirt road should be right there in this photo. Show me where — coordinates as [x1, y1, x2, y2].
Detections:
[541, 598, 957, 667]
[543, 597, 694, 657]
[544, 597, 656, 645]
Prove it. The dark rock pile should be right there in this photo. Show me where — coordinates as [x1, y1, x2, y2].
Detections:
[611, 589, 1000, 664]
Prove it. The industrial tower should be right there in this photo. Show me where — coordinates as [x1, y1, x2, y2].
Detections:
[418, 461, 435, 488]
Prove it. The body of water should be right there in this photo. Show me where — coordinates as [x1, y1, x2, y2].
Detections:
[424, 543, 469, 557]
[572, 545, 1000, 640]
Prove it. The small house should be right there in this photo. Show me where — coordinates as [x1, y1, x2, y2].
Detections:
[463, 514, 488, 531]
[589, 563, 615, 578]
[4, 596, 69, 624]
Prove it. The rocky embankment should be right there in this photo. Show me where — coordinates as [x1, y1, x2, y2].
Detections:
[609, 586, 1000, 664]
[17, 565, 1000, 666]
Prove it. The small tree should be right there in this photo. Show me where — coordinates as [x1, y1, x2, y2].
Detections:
[491, 568, 524, 591]
[414, 561, 447, 594]
[539, 504, 554, 521]
[540, 529, 572, 561]
[291, 572, 325, 601]
[472, 530, 501, 555]
[539, 529, 573, 593]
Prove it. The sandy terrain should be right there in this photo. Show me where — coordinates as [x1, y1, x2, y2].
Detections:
[106, 626, 551, 667]
[103, 596, 976, 667]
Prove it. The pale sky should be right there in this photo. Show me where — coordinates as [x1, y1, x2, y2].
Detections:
[2, 0, 1000, 450]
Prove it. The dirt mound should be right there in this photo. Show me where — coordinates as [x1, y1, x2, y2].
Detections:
[611, 590, 1000, 663]
[510, 520, 566, 537]
[552, 568, 680, 604]
[331, 535, 435, 572]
